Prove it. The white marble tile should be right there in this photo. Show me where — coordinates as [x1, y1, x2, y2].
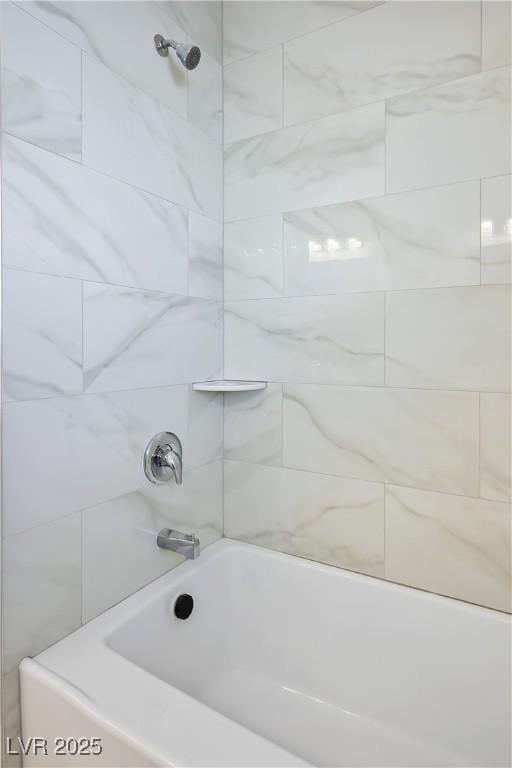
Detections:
[83, 55, 222, 221]
[3, 513, 82, 673]
[224, 215, 283, 300]
[83, 283, 222, 392]
[3, 270, 82, 402]
[224, 384, 283, 466]
[225, 102, 385, 221]
[2, 2, 81, 160]
[481, 174, 511, 285]
[224, 47, 283, 144]
[385, 485, 511, 612]
[386, 67, 511, 193]
[188, 388, 223, 469]
[283, 384, 479, 496]
[284, 1, 480, 126]
[224, 460, 384, 576]
[17, 0, 189, 119]
[3, 386, 189, 537]
[82, 462, 222, 621]
[480, 393, 511, 503]
[158, 1, 222, 64]
[223, 1, 382, 65]
[225, 293, 385, 386]
[3, 135, 189, 294]
[284, 181, 480, 295]
[482, 1, 512, 71]
[386, 286, 511, 392]
[188, 212, 223, 301]
[188, 49, 223, 142]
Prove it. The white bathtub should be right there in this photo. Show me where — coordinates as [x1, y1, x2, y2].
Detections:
[21, 539, 511, 767]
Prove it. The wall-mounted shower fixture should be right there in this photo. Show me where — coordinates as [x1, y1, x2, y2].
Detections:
[144, 432, 183, 485]
[153, 34, 201, 69]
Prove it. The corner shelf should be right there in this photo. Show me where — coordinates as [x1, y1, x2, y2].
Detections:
[192, 380, 267, 393]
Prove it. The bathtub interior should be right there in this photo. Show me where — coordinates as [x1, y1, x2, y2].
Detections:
[106, 543, 511, 767]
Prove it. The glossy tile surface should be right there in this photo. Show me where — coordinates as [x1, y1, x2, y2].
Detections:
[224, 215, 283, 300]
[480, 393, 511, 502]
[83, 56, 222, 220]
[3, 135, 189, 293]
[3, 513, 82, 673]
[386, 485, 511, 612]
[224, 47, 283, 143]
[225, 460, 384, 576]
[82, 462, 222, 621]
[481, 174, 511, 285]
[2, 2, 81, 159]
[188, 388, 223, 469]
[83, 283, 222, 392]
[386, 286, 511, 391]
[284, 182, 480, 295]
[225, 293, 385, 385]
[3, 270, 82, 402]
[284, 1, 480, 125]
[283, 384, 479, 496]
[225, 102, 385, 221]
[386, 67, 511, 193]
[224, 385, 283, 465]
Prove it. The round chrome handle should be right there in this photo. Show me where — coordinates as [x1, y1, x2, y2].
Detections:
[144, 432, 183, 485]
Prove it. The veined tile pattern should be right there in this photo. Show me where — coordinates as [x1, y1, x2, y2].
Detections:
[284, 181, 480, 295]
[386, 66, 511, 193]
[3, 385, 189, 538]
[481, 174, 512, 285]
[83, 55, 222, 221]
[224, 47, 283, 144]
[223, 1, 382, 64]
[2, 269, 82, 402]
[3, 135, 189, 294]
[1, 0, 224, 748]
[283, 384, 479, 497]
[220, 0, 512, 616]
[83, 283, 222, 393]
[225, 102, 385, 221]
[224, 215, 283, 300]
[82, 462, 222, 621]
[188, 212, 223, 301]
[2, 2, 81, 160]
[16, 0, 189, 119]
[284, 1, 481, 125]
[386, 285, 511, 392]
[385, 485, 511, 612]
[480, 394, 511, 503]
[225, 293, 385, 386]
[224, 385, 283, 466]
[224, 461, 385, 576]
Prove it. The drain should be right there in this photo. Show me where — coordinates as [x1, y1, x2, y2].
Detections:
[174, 593, 194, 620]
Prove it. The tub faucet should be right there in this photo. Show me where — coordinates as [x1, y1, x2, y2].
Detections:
[157, 529, 200, 559]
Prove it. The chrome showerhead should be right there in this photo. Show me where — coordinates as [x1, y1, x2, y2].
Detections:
[154, 34, 201, 70]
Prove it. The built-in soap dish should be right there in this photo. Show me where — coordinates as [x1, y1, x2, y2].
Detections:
[192, 380, 267, 392]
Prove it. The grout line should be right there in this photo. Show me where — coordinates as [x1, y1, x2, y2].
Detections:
[3, 132, 223, 226]
[224, 63, 509, 151]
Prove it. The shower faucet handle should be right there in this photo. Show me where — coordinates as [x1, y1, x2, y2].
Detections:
[144, 432, 183, 485]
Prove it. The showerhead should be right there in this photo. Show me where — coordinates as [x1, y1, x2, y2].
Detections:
[154, 34, 202, 70]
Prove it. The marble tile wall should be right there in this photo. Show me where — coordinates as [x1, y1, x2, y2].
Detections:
[1, 0, 223, 751]
[223, 0, 512, 615]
